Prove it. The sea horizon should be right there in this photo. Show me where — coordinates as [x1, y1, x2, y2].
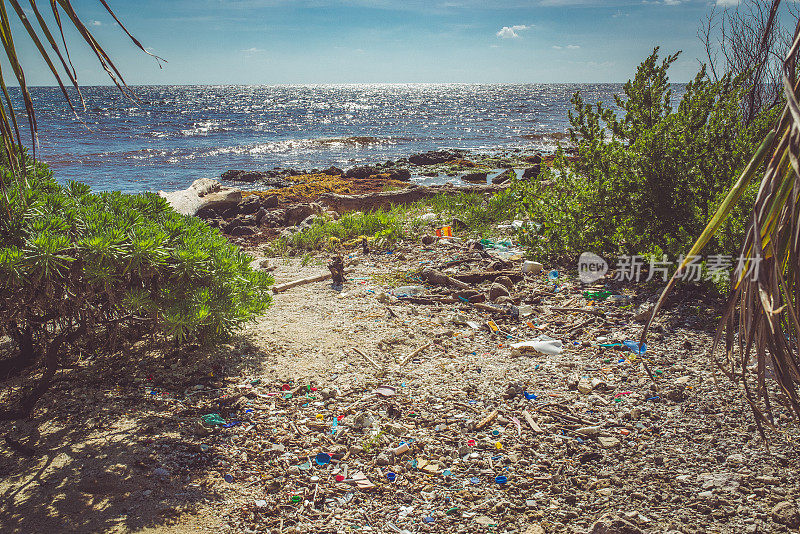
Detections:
[20, 83, 686, 194]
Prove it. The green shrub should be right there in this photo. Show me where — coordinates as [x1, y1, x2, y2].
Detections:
[0, 154, 272, 417]
[284, 208, 408, 251]
[516, 48, 776, 260]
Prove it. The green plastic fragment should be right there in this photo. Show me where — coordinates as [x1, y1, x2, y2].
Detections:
[446, 507, 459, 515]
[201, 413, 226, 426]
[584, 290, 612, 301]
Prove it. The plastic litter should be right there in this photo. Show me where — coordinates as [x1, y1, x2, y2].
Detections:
[623, 340, 647, 356]
[393, 285, 425, 298]
[522, 261, 543, 274]
[201, 413, 226, 426]
[510, 336, 563, 356]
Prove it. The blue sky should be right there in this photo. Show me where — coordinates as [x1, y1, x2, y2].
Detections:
[13, 0, 765, 84]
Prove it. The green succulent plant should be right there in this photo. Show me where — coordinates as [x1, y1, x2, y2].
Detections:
[0, 153, 272, 418]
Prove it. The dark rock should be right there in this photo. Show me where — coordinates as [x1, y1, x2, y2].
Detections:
[665, 386, 687, 403]
[524, 154, 543, 164]
[259, 210, 286, 227]
[422, 171, 439, 177]
[579, 452, 603, 464]
[322, 166, 343, 176]
[228, 225, 256, 236]
[522, 165, 541, 180]
[285, 203, 322, 226]
[462, 172, 488, 184]
[772, 501, 800, 528]
[221, 170, 265, 183]
[421, 235, 436, 246]
[387, 168, 411, 181]
[222, 218, 241, 234]
[495, 276, 514, 291]
[262, 195, 280, 209]
[489, 283, 510, 302]
[492, 169, 515, 185]
[344, 165, 379, 179]
[494, 296, 514, 306]
[255, 208, 267, 225]
[408, 150, 460, 166]
[236, 195, 261, 215]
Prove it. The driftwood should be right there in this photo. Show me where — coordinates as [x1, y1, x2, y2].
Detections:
[421, 268, 471, 290]
[272, 272, 332, 293]
[318, 183, 510, 212]
[272, 268, 354, 293]
[398, 342, 433, 366]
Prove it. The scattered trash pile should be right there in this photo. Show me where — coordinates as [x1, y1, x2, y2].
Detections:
[173, 226, 800, 534]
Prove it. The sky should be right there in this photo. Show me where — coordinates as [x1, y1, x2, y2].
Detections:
[9, 0, 786, 85]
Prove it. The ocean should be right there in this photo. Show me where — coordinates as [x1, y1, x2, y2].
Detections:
[23, 84, 628, 193]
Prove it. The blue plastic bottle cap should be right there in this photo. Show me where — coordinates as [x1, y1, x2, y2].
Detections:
[495, 475, 507, 484]
[315, 452, 331, 466]
[442, 470, 452, 477]
[492, 430, 500, 436]
[386, 472, 396, 482]
[224, 474, 234, 483]
[423, 516, 435, 524]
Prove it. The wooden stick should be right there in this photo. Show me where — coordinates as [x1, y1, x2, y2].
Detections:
[475, 409, 498, 430]
[272, 272, 332, 293]
[272, 268, 354, 293]
[398, 342, 432, 365]
[352, 347, 382, 369]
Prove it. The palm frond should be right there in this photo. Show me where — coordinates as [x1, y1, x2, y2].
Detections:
[0, 0, 165, 185]
[643, 3, 800, 436]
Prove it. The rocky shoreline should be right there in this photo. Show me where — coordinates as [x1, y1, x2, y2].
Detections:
[160, 148, 552, 244]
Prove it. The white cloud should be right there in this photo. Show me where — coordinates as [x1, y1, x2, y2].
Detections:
[553, 44, 580, 50]
[496, 24, 529, 39]
[567, 44, 580, 49]
[91, 20, 102, 26]
[663, 0, 681, 5]
[715, 0, 739, 6]
[552, 45, 563, 50]
[241, 47, 265, 54]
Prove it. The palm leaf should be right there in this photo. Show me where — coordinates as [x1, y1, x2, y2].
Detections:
[643, 4, 800, 436]
[0, 0, 165, 186]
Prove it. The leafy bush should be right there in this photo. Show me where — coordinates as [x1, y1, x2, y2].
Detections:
[516, 48, 777, 260]
[0, 155, 272, 417]
[283, 208, 408, 251]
